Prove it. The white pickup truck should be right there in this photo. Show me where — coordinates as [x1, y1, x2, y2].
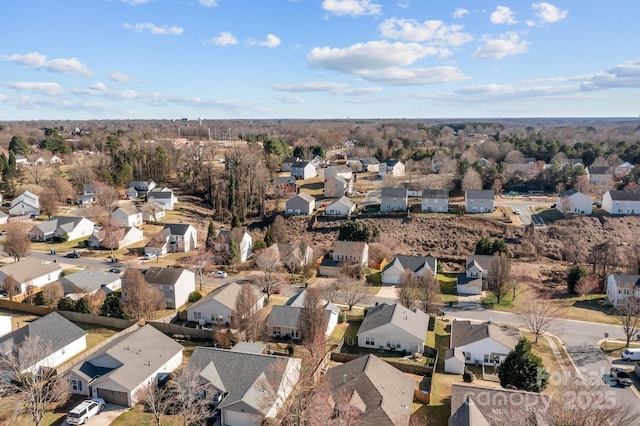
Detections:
[66, 398, 105, 425]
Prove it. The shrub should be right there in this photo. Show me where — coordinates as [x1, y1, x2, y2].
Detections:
[338, 311, 346, 324]
[428, 314, 436, 331]
[287, 343, 295, 357]
[463, 369, 475, 383]
[188, 291, 202, 303]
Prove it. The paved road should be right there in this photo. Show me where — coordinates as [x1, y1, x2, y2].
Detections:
[443, 308, 640, 414]
[495, 198, 552, 226]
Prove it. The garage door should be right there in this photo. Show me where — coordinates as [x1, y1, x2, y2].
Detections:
[97, 388, 129, 406]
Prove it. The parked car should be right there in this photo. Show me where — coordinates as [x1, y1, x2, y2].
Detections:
[514, 209, 521, 215]
[144, 252, 157, 260]
[621, 348, 640, 361]
[66, 398, 105, 425]
[610, 367, 633, 387]
[212, 270, 227, 278]
[64, 252, 80, 259]
[108, 268, 122, 274]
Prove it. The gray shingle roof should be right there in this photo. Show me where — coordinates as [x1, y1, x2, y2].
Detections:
[606, 190, 640, 201]
[588, 166, 611, 175]
[60, 270, 121, 294]
[611, 274, 640, 290]
[358, 303, 429, 341]
[266, 305, 302, 329]
[165, 223, 192, 236]
[450, 320, 519, 349]
[381, 187, 408, 198]
[189, 282, 261, 311]
[465, 189, 494, 200]
[324, 354, 414, 425]
[465, 255, 494, 273]
[0, 258, 61, 283]
[143, 267, 189, 286]
[381, 255, 437, 276]
[30, 216, 90, 236]
[422, 189, 449, 199]
[295, 192, 315, 203]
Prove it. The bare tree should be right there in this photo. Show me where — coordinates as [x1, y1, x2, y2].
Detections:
[322, 279, 341, 304]
[171, 365, 213, 426]
[396, 270, 418, 309]
[270, 215, 288, 243]
[255, 248, 283, 300]
[41, 282, 64, 307]
[461, 168, 482, 190]
[135, 379, 173, 426]
[96, 184, 120, 213]
[38, 188, 59, 219]
[235, 284, 264, 342]
[616, 297, 640, 348]
[339, 275, 370, 310]
[519, 294, 559, 344]
[562, 233, 586, 264]
[575, 275, 598, 301]
[0, 335, 70, 426]
[3, 223, 31, 261]
[25, 162, 51, 186]
[299, 288, 328, 358]
[590, 240, 619, 292]
[487, 252, 512, 304]
[415, 273, 440, 313]
[278, 361, 331, 426]
[122, 269, 166, 322]
[1, 274, 20, 300]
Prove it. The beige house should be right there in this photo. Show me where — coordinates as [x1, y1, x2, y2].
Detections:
[0, 258, 62, 294]
[319, 241, 369, 276]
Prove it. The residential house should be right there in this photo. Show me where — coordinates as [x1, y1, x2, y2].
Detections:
[144, 223, 198, 256]
[187, 282, 262, 326]
[310, 155, 327, 169]
[60, 270, 122, 300]
[325, 195, 356, 216]
[291, 161, 317, 180]
[556, 189, 592, 214]
[265, 289, 340, 339]
[213, 229, 252, 262]
[68, 325, 183, 406]
[325, 165, 353, 182]
[587, 166, 613, 185]
[50, 155, 64, 164]
[125, 180, 157, 199]
[285, 192, 315, 216]
[615, 161, 634, 178]
[9, 190, 40, 216]
[457, 255, 493, 295]
[14, 154, 28, 166]
[324, 354, 414, 426]
[77, 184, 102, 205]
[421, 189, 449, 212]
[0, 258, 62, 294]
[88, 226, 143, 250]
[0, 211, 8, 225]
[606, 274, 640, 307]
[0, 312, 86, 373]
[261, 242, 314, 272]
[110, 206, 143, 228]
[505, 158, 539, 178]
[464, 190, 494, 213]
[280, 157, 300, 172]
[273, 176, 297, 197]
[360, 157, 380, 173]
[0, 315, 11, 339]
[378, 159, 405, 177]
[449, 383, 550, 426]
[319, 241, 369, 276]
[324, 176, 351, 198]
[357, 303, 429, 353]
[602, 190, 640, 214]
[139, 202, 166, 222]
[346, 159, 363, 172]
[380, 188, 409, 213]
[448, 320, 520, 368]
[147, 186, 178, 210]
[28, 216, 94, 242]
[139, 267, 196, 309]
[444, 347, 466, 375]
[381, 255, 438, 285]
[189, 346, 301, 426]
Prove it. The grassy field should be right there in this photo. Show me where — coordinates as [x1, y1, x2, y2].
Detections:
[600, 340, 640, 359]
[438, 272, 458, 305]
[111, 406, 183, 426]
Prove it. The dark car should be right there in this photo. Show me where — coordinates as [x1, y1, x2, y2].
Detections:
[610, 367, 633, 387]
[64, 252, 80, 259]
[108, 268, 122, 274]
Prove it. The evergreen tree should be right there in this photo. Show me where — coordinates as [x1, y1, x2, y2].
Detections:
[567, 264, 587, 294]
[101, 292, 127, 319]
[264, 226, 275, 247]
[206, 220, 217, 248]
[338, 220, 371, 242]
[227, 239, 240, 267]
[9, 135, 30, 156]
[475, 236, 493, 255]
[231, 212, 242, 228]
[498, 338, 549, 392]
[57, 297, 76, 311]
[74, 297, 91, 313]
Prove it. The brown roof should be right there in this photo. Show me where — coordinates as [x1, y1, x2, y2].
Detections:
[0, 258, 61, 283]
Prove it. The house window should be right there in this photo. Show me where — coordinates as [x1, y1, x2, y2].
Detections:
[464, 352, 471, 362]
[365, 337, 375, 346]
[70, 379, 82, 392]
[193, 312, 202, 320]
[484, 355, 490, 364]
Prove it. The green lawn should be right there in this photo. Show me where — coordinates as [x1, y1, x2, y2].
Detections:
[111, 405, 183, 426]
[600, 340, 640, 359]
[438, 272, 458, 305]
[76, 322, 121, 350]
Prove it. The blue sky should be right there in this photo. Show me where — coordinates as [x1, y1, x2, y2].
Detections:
[1, 0, 639, 120]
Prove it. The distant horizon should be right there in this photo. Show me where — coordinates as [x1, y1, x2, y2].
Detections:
[2, 1, 639, 119]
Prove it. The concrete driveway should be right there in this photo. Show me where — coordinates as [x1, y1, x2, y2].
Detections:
[61, 403, 128, 426]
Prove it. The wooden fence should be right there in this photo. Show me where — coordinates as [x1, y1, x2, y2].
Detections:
[148, 321, 216, 340]
[330, 352, 435, 376]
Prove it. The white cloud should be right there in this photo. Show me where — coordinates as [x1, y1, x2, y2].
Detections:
[379, 18, 473, 47]
[490, 6, 517, 25]
[442, 83, 576, 103]
[580, 58, 640, 90]
[6, 82, 63, 96]
[122, 0, 153, 4]
[308, 41, 438, 73]
[359, 66, 468, 85]
[198, 0, 218, 7]
[276, 95, 305, 104]
[109, 71, 131, 82]
[210, 32, 238, 46]
[0, 94, 7, 102]
[472, 32, 529, 59]
[321, 0, 382, 17]
[90, 82, 107, 91]
[259, 34, 281, 48]
[397, 1, 410, 9]
[272, 81, 381, 95]
[1, 52, 92, 76]
[453, 8, 469, 19]
[531, 2, 568, 24]
[123, 22, 184, 35]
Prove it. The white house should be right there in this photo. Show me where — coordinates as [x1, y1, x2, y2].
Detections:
[615, 161, 634, 178]
[189, 347, 301, 426]
[68, 325, 183, 407]
[139, 202, 166, 222]
[146, 186, 178, 210]
[422, 189, 449, 212]
[0, 312, 86, 373]
[60, 270, 122, 301]
[77, 184, 102, 205]
[380, 187, 409, 213]
[0, 211, 8, 225]
[381, 255, 437, 285]
[378, 159, 405, 177]
[465, 190, 494, 213]
[144, 223, 198, 256]
[360, 157, 380, 173]
[290, 161, 317, 180]
[0, 258, 62, 294]
[602, 190, 640, 215]
[0, 315, 12, 339]
[213, 229, 252, 262]
[88, 226, 144, 249]
[110, 206, 143, 228]
[9, 190, 40, 216]
[324, 165, 353, 182]
[125, 180, 157, 199]
[587, 166, 613, 185]
[444, 347, 466, 375]
[556, 189, 592, 214]
[324, 176, 351, 198]
[606, 274, 640, 307]
[140, 267, 195, 309]
[325, 195, 356, 216]
[357, 303, 429, 353]
[187, 282, 262, 326]
[448, 320, 520, 368]
[28, 216, 94, 242]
